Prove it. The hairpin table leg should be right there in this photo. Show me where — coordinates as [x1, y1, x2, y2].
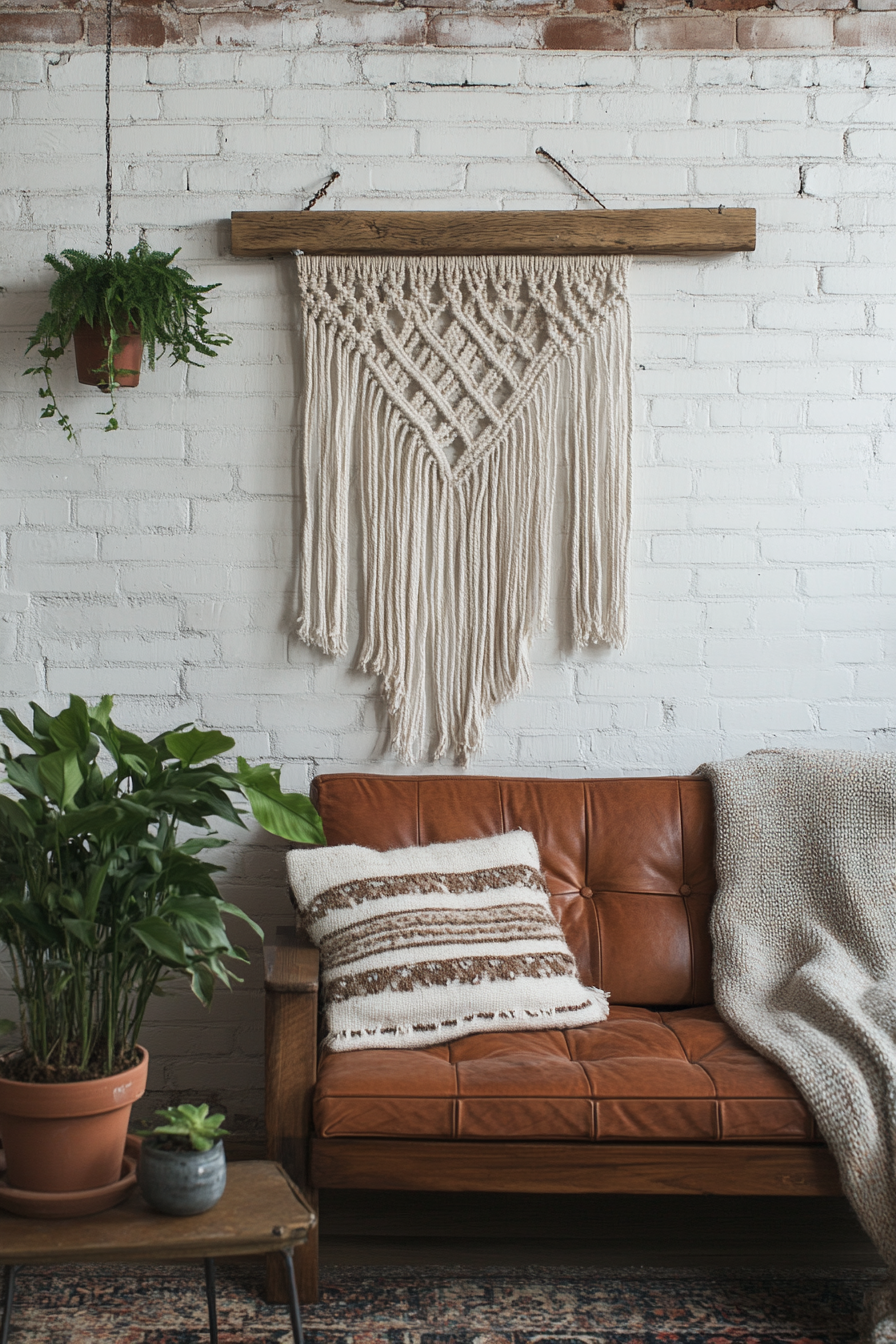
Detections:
[281, 1249, 304, 1344]
[1, 1266, 18, 1344]
[204, 1258, 218, 1344]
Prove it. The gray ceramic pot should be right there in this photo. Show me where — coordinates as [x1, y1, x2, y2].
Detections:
[137, 1138, 226, 1216]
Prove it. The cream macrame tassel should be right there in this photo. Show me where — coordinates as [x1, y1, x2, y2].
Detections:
[295, 253, 632, 765]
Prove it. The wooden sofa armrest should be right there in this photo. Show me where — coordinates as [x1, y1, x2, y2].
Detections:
[264, 926, 320, 994]
[264, 925, 319, 1180]
[264, 925, 320, 1304]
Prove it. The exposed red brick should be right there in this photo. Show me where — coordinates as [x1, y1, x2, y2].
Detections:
[87, 11, 166, 45]
[199, 10, 283, 45]
[543, 15, 630, 46]
[776, 0, 849, 11]
[636, 13, 734, 43]
[737, 12, 832, 43]
[176, 0, 238, 12]
[172, 11, 199, 42]
[0, 10, 82, 43]
[0, 0, 861, 53]
[87, 7, 192, 44]
[835, 10, 896, 43]
[428, 13, 541, 44]
[320, 9, 427, 42]
[574, 0, 625, 15]
[693, 0, 770, 11]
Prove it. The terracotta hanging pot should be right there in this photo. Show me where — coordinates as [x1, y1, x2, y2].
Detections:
[0, 1047, 148, 1194]
[73, 320, 143, 390]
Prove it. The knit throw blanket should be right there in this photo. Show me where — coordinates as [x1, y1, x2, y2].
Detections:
[294, 254, 632, 765]
[701, 750, 896, 1343]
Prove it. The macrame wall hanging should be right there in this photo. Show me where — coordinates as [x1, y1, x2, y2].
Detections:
[294, 252, 631, 766]
[230, 199, 755, 767]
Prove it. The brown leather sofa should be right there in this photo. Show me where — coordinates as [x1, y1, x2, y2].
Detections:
[264, 772, 841, 1303]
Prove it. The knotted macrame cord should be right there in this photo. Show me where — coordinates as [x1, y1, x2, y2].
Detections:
[295, 252, 632, 765]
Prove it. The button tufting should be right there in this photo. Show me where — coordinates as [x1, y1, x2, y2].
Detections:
[679, 883, 691, 896]
[580, 886, 593, 899]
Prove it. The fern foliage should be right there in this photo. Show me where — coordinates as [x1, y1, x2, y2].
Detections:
[25, 239, 232, 438]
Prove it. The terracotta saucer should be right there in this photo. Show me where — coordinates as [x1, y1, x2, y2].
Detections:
[0, 1135, 141, 1219]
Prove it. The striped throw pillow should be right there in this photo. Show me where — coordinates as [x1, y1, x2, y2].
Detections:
[285, 830, 609, 1052]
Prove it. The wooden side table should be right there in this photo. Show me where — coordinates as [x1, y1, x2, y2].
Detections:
[0, 1160, 314, 1344]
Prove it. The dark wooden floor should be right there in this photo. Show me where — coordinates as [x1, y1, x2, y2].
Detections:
[319, 1189, 882, 1269]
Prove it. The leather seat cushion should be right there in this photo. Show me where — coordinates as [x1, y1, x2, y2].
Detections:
[314, 1005, 816, 1143]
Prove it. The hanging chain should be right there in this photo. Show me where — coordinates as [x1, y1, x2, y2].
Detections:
[104, 0, 113, 256]
[535, 147, 606, 210]
[304, 170, 340, 211]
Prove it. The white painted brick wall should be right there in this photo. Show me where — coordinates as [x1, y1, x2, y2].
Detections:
[2, 47, 896, 1134]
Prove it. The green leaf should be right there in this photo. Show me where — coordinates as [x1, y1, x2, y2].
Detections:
[158, 853, 223, 903]
[62, 917, 98, 950]
[178, 836, 230, 855]
[163, 898, 230, 950]
[133, 916, 187, 966]
[4, 755, 47, 799]
[3, 897, 59, 945]
[46, 697, 91, 752]
[54, 801, 121, 840]
[59, 888, 84, 916]
[234, 758, 326, 845]
[165, 729, 234, 768]
[38, 749, 83, 808]
[190, 962, 215, 1007]
[83, 861, 110, 921]
[0, 794, 36, 839]
[0, 1021, 14, 1038]
[0, 708, 43, 753]
[217, 901, 264, 942]
[87, 695, 115, 730]
[30, 703, 60, 743]
[137, 838, 163, 873]
[173, 783, 244, 829]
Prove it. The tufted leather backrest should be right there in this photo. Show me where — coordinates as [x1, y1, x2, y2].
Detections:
[310, 773, 717, 1009]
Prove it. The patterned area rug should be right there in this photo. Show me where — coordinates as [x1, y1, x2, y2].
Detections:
[1, 1262, 884, 1343]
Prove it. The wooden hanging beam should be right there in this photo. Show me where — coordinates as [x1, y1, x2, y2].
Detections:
[230, 208, 756, 258]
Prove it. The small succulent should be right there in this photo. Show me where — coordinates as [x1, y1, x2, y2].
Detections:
[140, 1103, 229, 1153]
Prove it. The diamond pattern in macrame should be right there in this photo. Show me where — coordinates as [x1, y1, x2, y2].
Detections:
[297, 257, 626, 477]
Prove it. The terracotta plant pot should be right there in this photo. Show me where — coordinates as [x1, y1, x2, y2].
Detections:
[73, 321, 143, 390]
[0, 1048, 148, 1194]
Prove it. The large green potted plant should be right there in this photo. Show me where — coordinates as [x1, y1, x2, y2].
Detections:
[25, 240, 231, 439]
[0, 695, 323, 1204]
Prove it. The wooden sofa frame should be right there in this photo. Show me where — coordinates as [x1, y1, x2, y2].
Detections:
[263, 926, 842, 1305]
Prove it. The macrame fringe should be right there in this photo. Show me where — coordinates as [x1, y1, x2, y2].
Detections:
[296, 253, 632, 766]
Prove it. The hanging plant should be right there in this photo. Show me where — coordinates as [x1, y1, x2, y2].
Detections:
[25, 242, 232, 438]
[23, 0, 231, 440]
